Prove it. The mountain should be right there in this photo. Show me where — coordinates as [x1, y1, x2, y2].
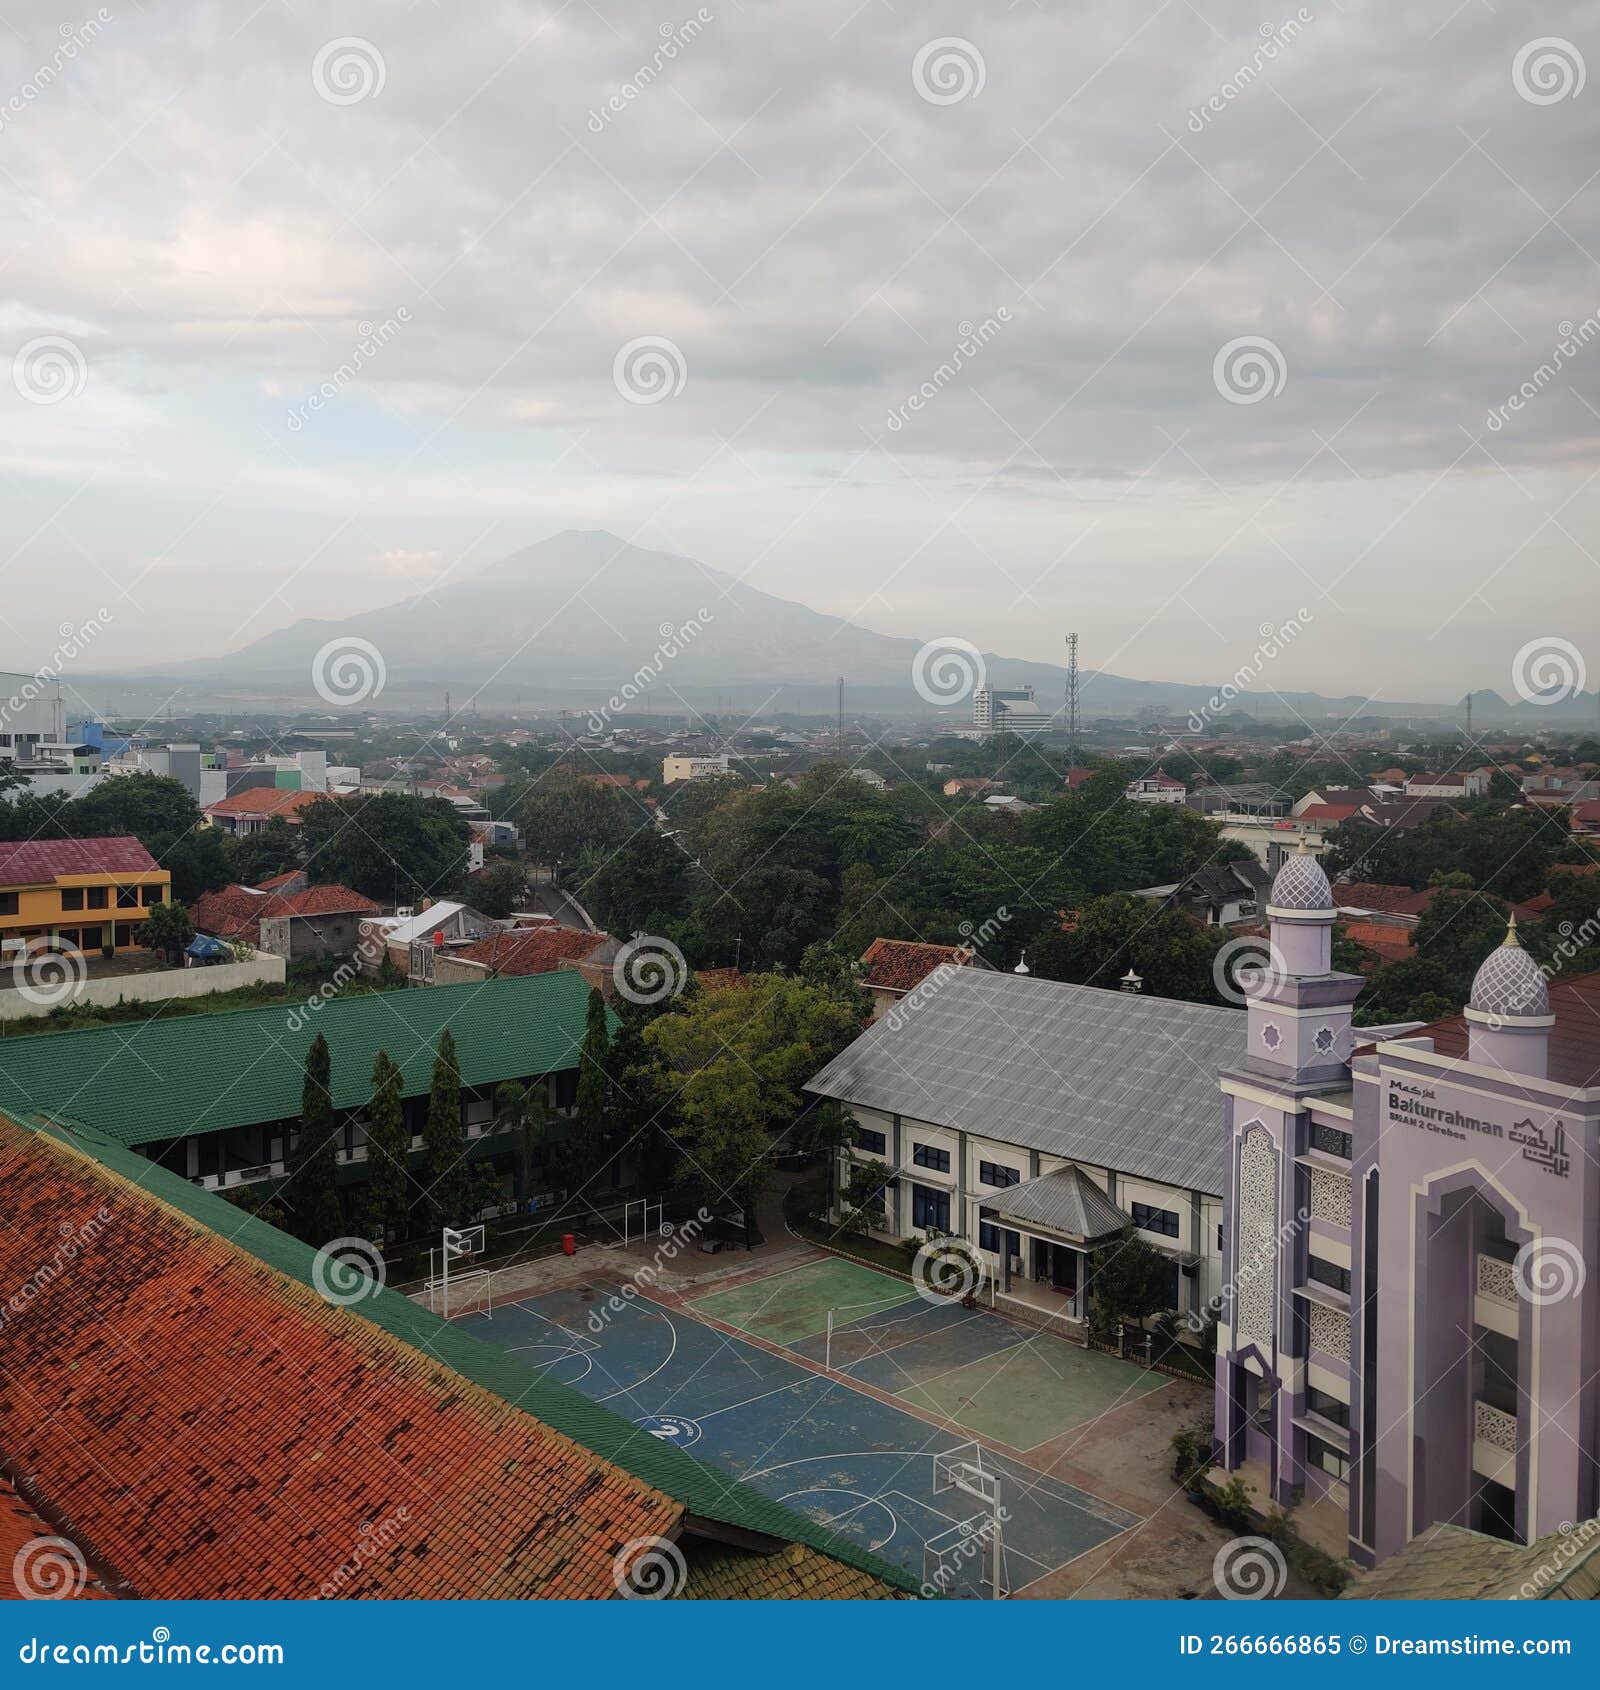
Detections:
[134, 531, 1592, 725]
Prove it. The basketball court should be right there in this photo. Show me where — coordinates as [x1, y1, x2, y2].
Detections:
[456, 1254, 1160, 1597]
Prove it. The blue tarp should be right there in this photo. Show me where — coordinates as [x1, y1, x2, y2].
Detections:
[186, 935, 231, 961]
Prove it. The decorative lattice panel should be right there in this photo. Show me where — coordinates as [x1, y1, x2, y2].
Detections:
[1474, 1399, 1517, 1454]
[1309, 1166, 1352, 1229]
[1307, 1300, 1351, 1361]
[1235, 1125, 1278, 1351]
[1476, 1254, 1517, 1306]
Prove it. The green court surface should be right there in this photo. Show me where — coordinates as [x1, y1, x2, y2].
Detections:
[896, 1331, 1164, 1449]
[690, 1257, 920, 1346]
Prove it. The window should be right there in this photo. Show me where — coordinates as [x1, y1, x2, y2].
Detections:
[856, 1127, 887, 1156]
[114, 923, 133, 947]
[116, 886, 138, 909]
[0, 893, 17, 915]
[60, 888, 85, 911]
[1132, 1201, 1180, 1238]
[86, 886, 108, 910]
[1306, 1385, 1350, 1429]
[978, 1160, 1019, 1188]
[1311, 1122, 1353, 1159]
[911, 1183, 950, 1231]
[141, 885, 165, 906]
[977, 1205, 1020, 1258]
[912, 1143, 950, 1173]
[1307, 1255, 1351, 1295]
[1305, 1435, 1349, 1483]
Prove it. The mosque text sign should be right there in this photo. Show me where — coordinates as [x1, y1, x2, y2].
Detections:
[1386, 1080, 1570, 1179]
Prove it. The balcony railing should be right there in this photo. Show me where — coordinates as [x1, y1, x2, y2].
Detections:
[1472, 1399, 1519, 1486]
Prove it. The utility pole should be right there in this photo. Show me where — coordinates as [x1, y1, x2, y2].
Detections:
[838, 677, 845, 757]
[1064, 632, 1080, 763]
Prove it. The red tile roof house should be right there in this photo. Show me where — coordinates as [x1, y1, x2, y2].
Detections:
[0, 1113, 917, 1601]
[857, 937, 996, 1022]
[201, 786, 325, 835]
[192, 882, 379, 962]
[429, 923, 619, 989]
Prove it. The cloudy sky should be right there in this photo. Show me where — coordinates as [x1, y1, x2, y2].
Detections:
[2, 0, 1598, 705]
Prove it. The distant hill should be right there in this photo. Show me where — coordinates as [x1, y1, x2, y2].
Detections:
[123, 531, 1594, 725]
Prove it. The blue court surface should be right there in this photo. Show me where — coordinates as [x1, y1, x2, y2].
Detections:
[457, 1276, 1142, 1598]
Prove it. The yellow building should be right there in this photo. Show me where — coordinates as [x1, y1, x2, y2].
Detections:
[0, 836, 171, 957]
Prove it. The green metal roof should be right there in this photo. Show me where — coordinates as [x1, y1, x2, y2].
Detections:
[17, 1110, 923, 1597]
[0, 972, 600, 1148]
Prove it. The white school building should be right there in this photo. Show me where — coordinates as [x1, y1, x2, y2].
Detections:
[807, 969, 1240, 1329]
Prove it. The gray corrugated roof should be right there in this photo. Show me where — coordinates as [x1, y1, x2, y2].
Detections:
[808, 969, 1241, 1194]
[983, 1165, 1129, 1242]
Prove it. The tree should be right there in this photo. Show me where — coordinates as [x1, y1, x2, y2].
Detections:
[228, 816, 301, 885]
[584, 828, 692, 935]
[495, 1079, 554, 1205]
[285, 1033, 343, 1246]
[298, 792, 469, 902]
[469, 859, 528, 920]
[518, 772, 636, 870]
[575, 988, 611, 1139]
[838, 1156, 893, 1234]
[1085, 1228, 1179, 1339]
[363, 1049, 411, 1243]
[1029, 893, 1227, 1003]
[422, 1028, 471, 1230]
[138, 899, 194, 964]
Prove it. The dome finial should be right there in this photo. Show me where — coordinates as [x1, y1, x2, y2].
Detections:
[1505, 911, 1521, 949]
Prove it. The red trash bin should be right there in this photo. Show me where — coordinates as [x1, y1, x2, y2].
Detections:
[561, 1233, 576, 1256]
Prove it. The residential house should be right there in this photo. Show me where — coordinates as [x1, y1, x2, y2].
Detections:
[359, 900, 501, 981]
[1405, 770, 1489, 799]
[1125, 771, 1187, 804]
[856, 937, 997, 1021]
[1136, 859, 1272, 927]
[429, 923, 619, 989]
[662, 754, 732, 784]
[0, 837, 171, 958]
[203, 787, 326, 835]
[193, 881, 379, 962]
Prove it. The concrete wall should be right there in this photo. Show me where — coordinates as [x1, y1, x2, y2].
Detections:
[0, 953, 286, 1023]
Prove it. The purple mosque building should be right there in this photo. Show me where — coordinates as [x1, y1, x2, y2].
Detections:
[1212, 845, 1600, 1566]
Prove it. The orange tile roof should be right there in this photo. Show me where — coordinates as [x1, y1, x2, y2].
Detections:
[447, 925, 612, 977]
[1341, 920, 1413, 966]
[858, 937, 987, 994]
[192, 883, 377, 945]
[203, 787, 325, 820]
[0, 1476, 107, 1600]
[0, 1118, 681, 1600]
[1405, 971, 1600, 1089]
